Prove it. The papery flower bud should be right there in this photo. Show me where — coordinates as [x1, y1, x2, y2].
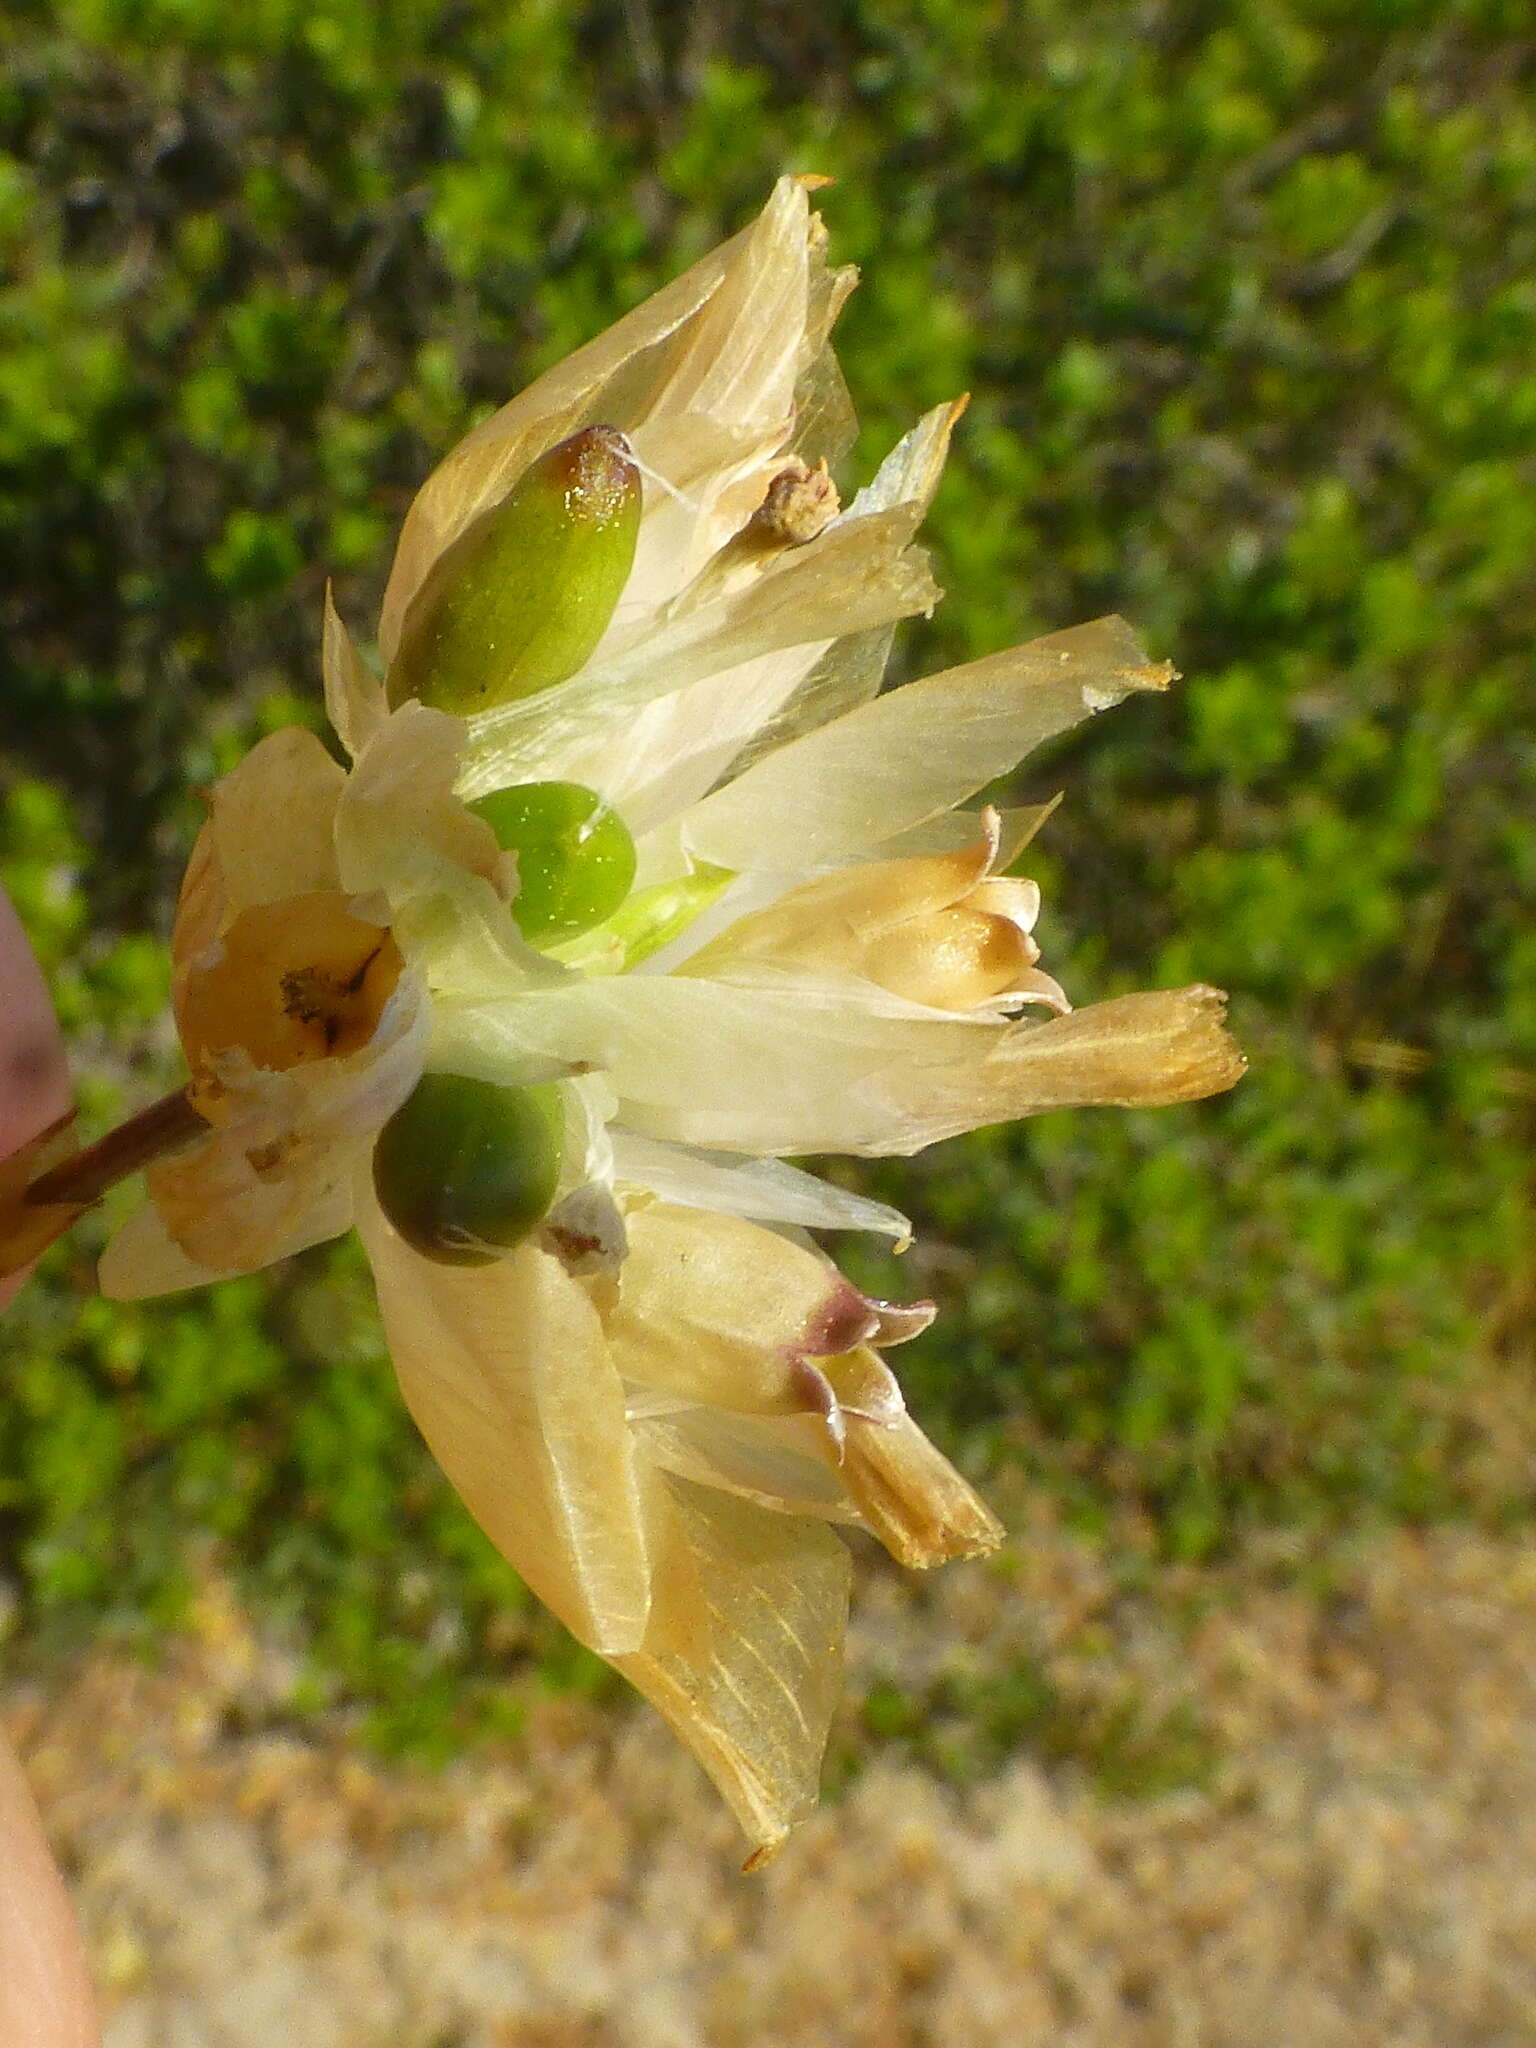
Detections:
[386, 427, 641, 716]
[372, 1072, 564, 1265]
[688, 813, 1069, 1016]
[468, 780, 637, 943]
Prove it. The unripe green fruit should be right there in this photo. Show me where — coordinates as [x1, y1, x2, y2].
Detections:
[470, 780, 637, 942]
[387, 426, 641, 716]
[373, 1073, 564, 1265]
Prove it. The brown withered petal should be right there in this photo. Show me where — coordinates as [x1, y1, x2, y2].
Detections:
[831, 1404, 1006, 1572]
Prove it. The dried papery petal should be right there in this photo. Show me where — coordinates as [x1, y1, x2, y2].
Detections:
[687, 813, 1055, 1014]
[683, 615, 1174, 871]
[100, 1175, 352, 1299]
[203, 728, 347, 915]
[608, 1132, 912, 1243]
[689, 825, 999, 969]
[786, 1347, 1005, 1567]
[601, 1201, 904, 1423]
[911, 983, 1249, 1133]
[614, 1472, 850, 1860]
[868, 797, 1060, 864]
[631, 1403, 862, 1523]
[122, 1126, 359, 1288]
[432, 970, 1242, 1158]
[838, 1408, 1006, 1569]
[323, 585, 388, 759]
[332, 704, 562, 1004]
[360, 1202, 654, 1656]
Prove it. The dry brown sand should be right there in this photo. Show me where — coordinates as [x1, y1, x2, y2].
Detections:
[9, 1524, 1536, 2048]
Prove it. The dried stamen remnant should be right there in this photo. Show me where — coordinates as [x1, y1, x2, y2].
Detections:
[281, 943, 388, 1050]
[177, 894, 403, 1077]
[742, 459, 840, 548]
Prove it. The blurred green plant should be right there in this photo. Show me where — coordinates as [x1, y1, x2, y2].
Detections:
[1, 0, 1532, 1765]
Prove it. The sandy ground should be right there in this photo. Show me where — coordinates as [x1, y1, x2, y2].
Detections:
[8, 1523, 1536, 2048]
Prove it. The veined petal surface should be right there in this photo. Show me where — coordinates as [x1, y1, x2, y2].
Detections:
[614, 1473, 850, 1861]
[682, 616, 1174, 871]
[360, 1203, 654, 1657]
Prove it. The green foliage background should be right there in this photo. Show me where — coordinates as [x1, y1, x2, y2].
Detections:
[1, 0, 1532, 1760]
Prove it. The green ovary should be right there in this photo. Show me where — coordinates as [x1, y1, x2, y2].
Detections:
[372, 1073, 565, 1265]
[469, 780, 637, 942]
[386, 426, 641, 716]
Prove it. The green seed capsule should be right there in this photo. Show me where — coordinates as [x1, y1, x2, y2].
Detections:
[387, 426, 641, 716]
[470, 780, 637, 943]
[373, 1073, 564, 1266]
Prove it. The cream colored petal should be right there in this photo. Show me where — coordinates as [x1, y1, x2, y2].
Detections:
[201, 727, 346, 918]
[683, 616, 1175, 870]
[723, 623, 895, 781]
[867, 797, 1060, 865]
[789, 216, 859, 471]
[609, 174, 816, 615]
[323, 587, 388, 759]
[359, 1203, 654, 1656]
[531, 639, 829, 836]
[685, 827, 998, 976]
[426, 974, 990, 1148]
[837, 396, 966, 522]
[152, 970, 427, 1271]
[860, 908, 1040, 1013]
[99, 1173, 354, 1300]
[881, 984, 1248, 1148]
[631, 1404, 862, 1525]
[967, 875, 1041, 933]
[617, 415, 788, 623]
[614, 1471, 850, 1860]
[433, 972, 1240, 1156]
[602, 1201, 890, 1418]
[143, 1114, 364, 1276]
[333, 703, 560, 1001]
[380, 178, 818, 661]
[333, 702, 501, 900]
[608, 1131, 911, 1243]
[755, 1348, 1006, 1568]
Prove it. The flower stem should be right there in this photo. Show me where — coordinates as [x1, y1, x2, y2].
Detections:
[25, 1088, 207, 1209]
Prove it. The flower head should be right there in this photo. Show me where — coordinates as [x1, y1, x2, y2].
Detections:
[1, 180, 1243, 1860]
